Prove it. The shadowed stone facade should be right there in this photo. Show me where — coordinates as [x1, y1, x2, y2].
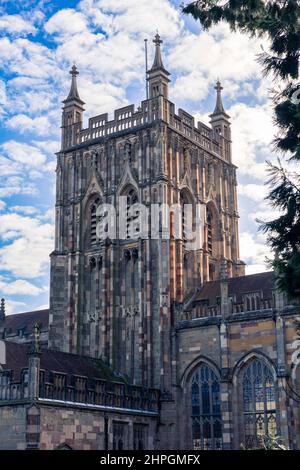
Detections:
[0, 34, 300, 450]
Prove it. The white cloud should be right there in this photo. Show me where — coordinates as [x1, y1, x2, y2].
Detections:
[248, 202, 282, 225]
[171, 72, 209, 102]
[0, 79, 7, 116]
[238, 184, 268, 202]
[10, 205, 39, 215]
[79, 0, 183, 39]
[0, 200, 6, 211]
[55, 30, 144, 89]
[81, 79, 128, 118]
[245, 263, 269, 275]
[0, 37, 58, 79]
[169, 22, 262, 85]
[44, 9, 88, 38]
[0, 176, 37, 198]
[229, 102, 275, 180]
[0, 155, 22, 176]
[38, 208, 55, 222]
[240, 231, 272, 273]
[0, 14, 36, 35]
[31, 139, 60, 156]
[6, 114, 51, 135]
[0, 213, 54, 278]
[1, 141, 47, 167]
[0, 278, 45, 296]
[34, 303, 49, 311]
[3, 299, 27, 315]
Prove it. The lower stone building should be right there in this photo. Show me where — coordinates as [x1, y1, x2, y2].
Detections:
[172, 272, 300, 450]
[0, 271, 300, 450]
[0, 34, 300, 450]
[0, 339, 158, 450]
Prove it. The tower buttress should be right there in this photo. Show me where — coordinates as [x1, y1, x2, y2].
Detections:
[61, 65, 85, 150]
[210, 81, 231, 162]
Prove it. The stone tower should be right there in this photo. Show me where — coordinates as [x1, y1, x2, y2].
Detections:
[49, 35, 245, 391]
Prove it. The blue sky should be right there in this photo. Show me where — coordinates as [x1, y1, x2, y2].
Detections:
[0, 0, 280, 314]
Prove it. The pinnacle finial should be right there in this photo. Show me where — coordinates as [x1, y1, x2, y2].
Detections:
[0, 298, 5, 320]
[220, 256, 228, 281]
[70, 64, 79, 78]
[212, 79, 226, 115]
[63, 63, 84, 104]
[215, 79, 223, 94]
[153, 32, 163, 47]
[29, 323, 41, 355]
[149, 31, 169, 73]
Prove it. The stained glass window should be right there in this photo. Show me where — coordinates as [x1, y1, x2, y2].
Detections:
[191, 364, 222, 450]
[242, 359, 277, 449]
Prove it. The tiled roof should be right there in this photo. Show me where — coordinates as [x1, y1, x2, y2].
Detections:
[1, 340, 120, 382]
[2, 309, 49, 333]
[195, 271, 275, 305]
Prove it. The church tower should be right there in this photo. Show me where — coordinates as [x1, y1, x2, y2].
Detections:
[49, 35, 245, 393]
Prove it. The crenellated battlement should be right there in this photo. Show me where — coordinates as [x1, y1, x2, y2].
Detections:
[61, 32, 231, 164]
[76, 96, 223, 159]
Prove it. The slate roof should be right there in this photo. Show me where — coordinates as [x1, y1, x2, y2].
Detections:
[2, 309, 49, 334]
[1, 340, 120, 383]
[195, 271, 275, 305]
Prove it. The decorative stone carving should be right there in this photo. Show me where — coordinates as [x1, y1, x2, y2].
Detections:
[160, 293, 170, 308]
[91, 150, 98, 168]
[208, 162, 215, 187]
[121, 305, 140, 318]
[88, 308, 103, 323]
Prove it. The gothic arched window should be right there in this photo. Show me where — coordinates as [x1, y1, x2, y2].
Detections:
[191, 364, 222, 450]
[206, 202, 219, 261]
[124, 142, 132, 163]
[207, 210, 213, 255]
[241, 359, 277, 449]
[125, 188, 139, 239]
[89, 257, 97, 316]
[90, 197, 101, 246]
[124, 250, 131, 306]
[180, 189, 194, 247]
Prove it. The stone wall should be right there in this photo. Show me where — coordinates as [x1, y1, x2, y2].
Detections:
[0, 401, 157, 450]
[173, 309, 300, 450]
[39, 404, 157, 450]
[0, 405, 27, 450]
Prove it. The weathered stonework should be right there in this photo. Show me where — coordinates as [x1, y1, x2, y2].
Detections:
[48, 36, 245, 394]
[1, 34, 299, 451]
